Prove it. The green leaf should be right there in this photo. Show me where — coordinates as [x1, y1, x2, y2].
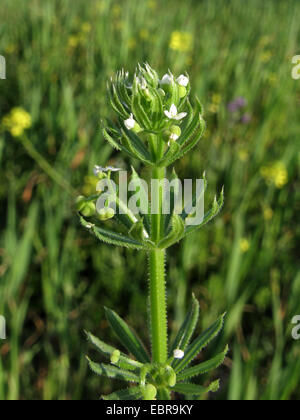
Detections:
[132, 81, 152, 130]
[184, 187, 224, 237]
[102, 386, 143, 400]
[85, 331, 143, 370]
[172, 379, 220, 397]
[86, 357, 139, 382]
[121, 127, 153, 165]
[181, 171, 208, 221]
[79, 216, 148, 250]
[105, 307, 151, 364]
[158, 214, 185, 249]
[170, 294, 200, 355]
[108, 82, 128, 119]
[178, 98, 204, 147]
[164, 169, 181, 233]
[177, 345, 229, 381]
[173, 313, 226, 373]
[102, 125, 137, 160]
[173, 117, 206, 162]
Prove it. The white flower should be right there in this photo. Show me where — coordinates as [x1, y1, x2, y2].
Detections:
[164, 104, 187, 121]
[160, 74, 174, 85]
[124, 114, 136, 130]
[177, 75, 189, 87]
[168, 133, 179, 147]
[170, 133, 179, 141]
[93, 165, 121, 176]
[173, 349, 185, 359]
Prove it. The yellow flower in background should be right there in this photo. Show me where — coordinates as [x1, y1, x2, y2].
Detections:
[259, 50, 273, 63]
[212, 94, 222, 105]
[260, 161, 288, 189]
[263, 207, 274, 221]
[170, 31, 193, 52]
[268, 73, 278, 85]
[139, 29, 150, 40]
[68, 35, 81, 49]
[2, 108, 32, 138]
[128, 37, 137, 50]
[208, 104, 219, 114]
[81, 22, 92, 33]
[238, 149, 249, 162]
[240, 238, 250, 253]
[5, 44, 16, 54]
[207, 93, 222, 114]
[148, 0, 157, 10]
[112, 4, 121, 18]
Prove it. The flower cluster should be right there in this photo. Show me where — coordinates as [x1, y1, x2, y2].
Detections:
[1, 107, 32, 137]
[260, 161, 288, 189]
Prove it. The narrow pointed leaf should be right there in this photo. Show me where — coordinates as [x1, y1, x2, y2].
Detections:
[85, 331, 143, 370]
[164, 170, 181, 233]
[79, 216, 148, 250]
[121, 128, 153, 165]
[102, 126, 136, 159]
[108, 83, 128, 119]
[173, 313, 226, 372]
[86, 357, 139, 382]
[177, 345, 229, 381]
[132, 83, 152, 130]
[173, 379, 220, 396]
[102, 387, 143, 400]
[170, 294, 200, 354]
[184, 188, 224, 237]
[105, 307, 151, 363]
[158, 214, 185, 249]
[181, 172, 208, 221]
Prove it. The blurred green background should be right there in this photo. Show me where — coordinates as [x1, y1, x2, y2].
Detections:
[0, 0, 299, 400]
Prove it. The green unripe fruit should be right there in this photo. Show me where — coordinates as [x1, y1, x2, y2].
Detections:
[170, 125, 182, 137]
[179, 86, 187, 98]
[141, 384, 157, 400]
[110, 350, 120, 365]
[98, 207, 115, 221]
[132, 122, 142, 134]
[76, 196, 96, 217]
[165, 366, 176, 387]
[76, 196, 86, 211]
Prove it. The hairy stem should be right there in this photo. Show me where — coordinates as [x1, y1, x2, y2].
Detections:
[148, 249, 168, 365]
[149, 163, 168, 368]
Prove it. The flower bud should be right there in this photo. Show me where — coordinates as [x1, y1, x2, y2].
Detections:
[76, 196, 96, 217]
[98, 207, 115, 221]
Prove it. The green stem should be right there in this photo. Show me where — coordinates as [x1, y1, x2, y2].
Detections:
[19, 135, 77, 196]
[149, 164, 168, 366]
[148, 249, 168, 365]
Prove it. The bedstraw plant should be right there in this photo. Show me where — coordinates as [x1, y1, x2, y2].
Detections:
[77, 64, 227, 400]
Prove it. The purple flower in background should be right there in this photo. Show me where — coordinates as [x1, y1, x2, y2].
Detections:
[241, 113, 251, 124]
[227, 96, 247, 112]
